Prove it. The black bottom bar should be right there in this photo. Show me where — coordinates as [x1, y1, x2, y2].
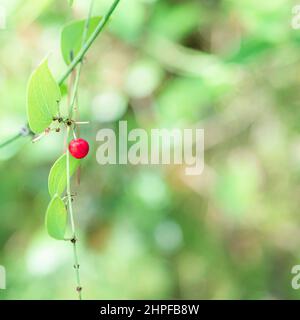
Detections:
[0, 300, 298, 318]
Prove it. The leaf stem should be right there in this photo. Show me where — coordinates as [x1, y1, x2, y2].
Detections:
[66, 126, 82, 300]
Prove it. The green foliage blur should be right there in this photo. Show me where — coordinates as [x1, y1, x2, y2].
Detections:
[0, 0, 300, 299]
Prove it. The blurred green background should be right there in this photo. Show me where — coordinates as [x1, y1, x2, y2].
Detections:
[1, 0, 300, 299]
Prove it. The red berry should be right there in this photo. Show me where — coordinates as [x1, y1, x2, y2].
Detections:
[69, 138, 89, 159]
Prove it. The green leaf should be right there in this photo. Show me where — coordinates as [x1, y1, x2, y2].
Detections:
[45, 195, 67, 240]
[48, 153, 80, 198]
[61, 16, 102, 65]
[59, 83, 68, 97]
[26, 59, 61, 134]
[68, 0, 74, 6]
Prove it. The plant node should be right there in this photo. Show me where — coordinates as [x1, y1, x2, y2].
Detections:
[20, 126, 31, 137]
[71, 237, 77, 244]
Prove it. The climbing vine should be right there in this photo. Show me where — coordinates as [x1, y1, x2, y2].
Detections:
[24, 0, 121, 299]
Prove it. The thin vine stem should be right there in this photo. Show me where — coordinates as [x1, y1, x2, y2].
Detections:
[0, 0, 121, 149]
[65, 0, 97, 300]
[68, 0, 95, 119]
[66, 126, 82, 300]
[0, 133, 22, 149]
[59, 0, 121, 85]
